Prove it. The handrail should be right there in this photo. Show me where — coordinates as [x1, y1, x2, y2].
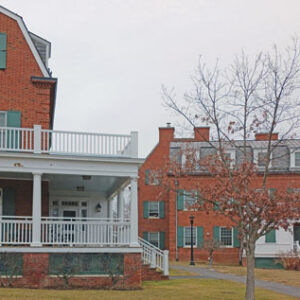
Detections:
[138, 237, 169, 276]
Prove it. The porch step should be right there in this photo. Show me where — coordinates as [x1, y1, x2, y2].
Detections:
[141, 264, 169, 281]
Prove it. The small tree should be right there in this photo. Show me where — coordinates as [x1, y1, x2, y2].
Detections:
[0, 253, 23, 287]
[203, 239, 221, 266]
[161, 37, 300, 300]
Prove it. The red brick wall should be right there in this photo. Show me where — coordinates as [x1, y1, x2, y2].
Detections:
[0, 12, 52, 129]
[0, 179, 49, 216]
[4, 252, 142, 289]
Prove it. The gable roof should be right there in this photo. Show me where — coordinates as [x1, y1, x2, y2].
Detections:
[0, 5, 50, 77]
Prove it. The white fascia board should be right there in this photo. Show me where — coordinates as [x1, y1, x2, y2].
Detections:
[0, 6, 50, 77]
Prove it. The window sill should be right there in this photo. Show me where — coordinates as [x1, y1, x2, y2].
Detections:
[148, 216, 160, 219]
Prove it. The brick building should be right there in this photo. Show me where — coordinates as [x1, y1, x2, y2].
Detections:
[138, 125, 300, 267]
[0, 5, 167, 288]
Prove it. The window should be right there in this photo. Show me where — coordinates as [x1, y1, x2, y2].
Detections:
[0, 111, 6, 127]
[220, 227, 233, 246]
[184, 227, 197, 247]
[148, 232, 159, 248]
[295, 152, 300, 166]
[254, 149, 272, 167]
[183, 192, 197, 211]
[145, 170, 159, 185]
[182, 150, 201, 171]
[149, 201, 159, 218]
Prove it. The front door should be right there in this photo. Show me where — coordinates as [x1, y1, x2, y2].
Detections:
[63, 210, 77, 243]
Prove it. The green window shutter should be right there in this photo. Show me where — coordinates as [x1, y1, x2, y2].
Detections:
[145, 170, 150, 185]
[213, 201, 220, 211]
[143, 232, 148, 241]
[143, 201, 149, 219]
[6, 111, 21, 149]
[265, 229, 276, 243]
[177, 190, 184, 210]
[3, 187, 16, 216]
[177, 226, 184, 248]
[233, 228, 240, 247]
[197, 226, 204, 248]
[159, 201, 165, 218]
[213, 226, 220, 241]
[0, 33, 7, 69]
[159, 232, 165, 249]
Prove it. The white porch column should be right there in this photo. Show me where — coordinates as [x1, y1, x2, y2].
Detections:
[31, 172, 42, 247]
[117, 190, 125, 221]
[130, 177, 139, 246]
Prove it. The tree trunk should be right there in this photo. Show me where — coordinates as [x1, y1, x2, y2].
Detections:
[245, 243, 256, 300]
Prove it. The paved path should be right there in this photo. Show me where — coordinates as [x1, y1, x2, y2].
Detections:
[170, 264, 300, 298]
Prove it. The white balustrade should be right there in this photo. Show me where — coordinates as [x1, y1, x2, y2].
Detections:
[41, 217, 131, 246]
[0, 126, 137, 158]
[0, 216, 33, 245]
[138, 237, 169, 276]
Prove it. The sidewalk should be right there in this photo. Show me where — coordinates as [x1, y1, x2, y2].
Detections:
[170, 264, 300, 298]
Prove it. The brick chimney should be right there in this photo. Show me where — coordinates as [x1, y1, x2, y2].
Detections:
[255, 133, 278, 141]
[159, 123, 175, 143]
[194, 127, 210, 141]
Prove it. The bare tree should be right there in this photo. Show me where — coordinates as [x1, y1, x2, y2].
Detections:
[161, 37, 300, 300]
[0, 253, 23, 287]
[203, 239, 221, 266]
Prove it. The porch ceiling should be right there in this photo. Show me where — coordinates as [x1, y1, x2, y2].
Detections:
[48, 174, 129, 196]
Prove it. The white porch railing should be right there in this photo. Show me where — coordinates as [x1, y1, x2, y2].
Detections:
[41, 217, 131, 246]
[0, 216, 33, 244]
[138, 237, 169, 276]
[0, 126, 138, 158]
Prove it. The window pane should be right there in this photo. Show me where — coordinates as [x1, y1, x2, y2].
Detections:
[149, 232, 159, 247]
[184, 227, 196, 246]
[295, 152, 300, 166]
[258, 152, 267, 167]
[184, 192, 196, 210]
[149, 202, 159, 217]
[220, 227, 232, 246]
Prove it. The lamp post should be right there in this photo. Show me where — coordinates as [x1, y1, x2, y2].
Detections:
[189, 215, 195, 265]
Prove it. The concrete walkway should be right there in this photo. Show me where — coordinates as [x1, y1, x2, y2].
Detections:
[170, 264, 300, 298]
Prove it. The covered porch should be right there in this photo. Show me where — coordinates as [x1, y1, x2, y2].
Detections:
[0, 169, 138, 248]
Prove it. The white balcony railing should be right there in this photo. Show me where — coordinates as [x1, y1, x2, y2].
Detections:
[0, 216, 33, 244]
[41, 217, 131, 246]
[0, 125, 138, 158]
[0, 216, 131, 246]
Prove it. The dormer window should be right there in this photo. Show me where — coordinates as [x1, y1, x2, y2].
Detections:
[223, 150, 235, 167]
[290, 150, 300, 168]
[254, 149, 272, 168]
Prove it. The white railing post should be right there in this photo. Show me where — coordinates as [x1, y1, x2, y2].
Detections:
[31, 172, 42, 247]
[163, 250, 169, 276]
[130, 131, 138, 158]
[33, 125, 42, 154]
[130, 177, 139, 246]
[151, 251, 156, 268]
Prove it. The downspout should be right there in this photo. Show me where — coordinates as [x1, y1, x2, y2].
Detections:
[175, 189, 178, 261]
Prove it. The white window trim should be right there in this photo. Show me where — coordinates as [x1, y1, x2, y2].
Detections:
[148, 232, 160, 248]
[0, 111, 7, 127]
[290, 149, 300, 168]
[148, 201, 160, 219]
[219, 227, 233, 248]
[223, 149, 236, 168]
[253, 149, 272, 168]
[183, 226, 197, 248]
[183, 191, 197, 211]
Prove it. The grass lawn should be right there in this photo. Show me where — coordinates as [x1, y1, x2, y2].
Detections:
[0, 279, 297, 300]
[171, 261, 300, 287]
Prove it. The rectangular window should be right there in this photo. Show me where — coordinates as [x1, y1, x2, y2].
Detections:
[220, 227, 233, 246]
[149, 201, 159, 218]
[295, 152, 300, 167]
[184, 227, 197, 247]
[145, 170, 160, 185]
[183, 191, 197, 210]
[223, 150, 235, 167]
[0, 111, 7, 127]
[257, 152, 268, 167]
[148, 232, 160, 248]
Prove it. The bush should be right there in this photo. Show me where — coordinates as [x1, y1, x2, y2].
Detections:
[276, 251, 300, 271]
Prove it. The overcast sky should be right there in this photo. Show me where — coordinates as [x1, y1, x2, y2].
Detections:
[2, 0, 300, 157]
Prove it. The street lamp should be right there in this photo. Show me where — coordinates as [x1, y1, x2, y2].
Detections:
[189, 215, 195, 265]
